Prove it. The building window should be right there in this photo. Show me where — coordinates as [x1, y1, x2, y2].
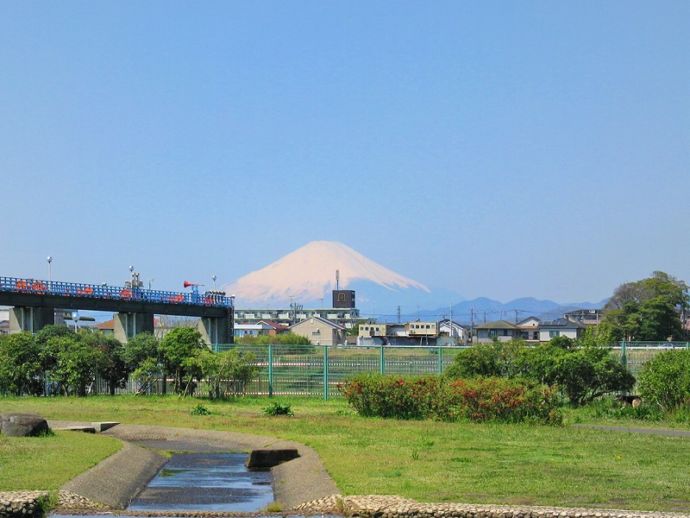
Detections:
[489, 329, 497, 338]
[549, 330, 560, 338]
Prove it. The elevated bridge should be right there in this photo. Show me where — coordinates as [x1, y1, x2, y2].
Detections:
[0, 276, 234, 344]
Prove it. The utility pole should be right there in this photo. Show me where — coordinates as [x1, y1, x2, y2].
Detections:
[397, 305, 401, 324]
[514, 309, 519, 324]
[449, 304, 454, 344]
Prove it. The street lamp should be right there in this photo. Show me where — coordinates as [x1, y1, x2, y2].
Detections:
[212, 275, 217, 289]
[46, 256, 53, 289]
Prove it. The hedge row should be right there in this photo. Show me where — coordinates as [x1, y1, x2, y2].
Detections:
[339, 374, 562, 425]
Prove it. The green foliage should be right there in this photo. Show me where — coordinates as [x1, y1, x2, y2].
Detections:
[0, 333, 43, 396]
[447, 340, 635, 406]
[121, 332, 159, 371]
[445, 341, 525, 379]
[81, 331, 127, 395]
[236, 332, 314, 353]
[196, 349, 258, 399]
[35, 325, 78, 372]
[638, 349, 690, 411]
[46, 335, 104, 396]
[263, 401, 294, 416]
[339, 373, 561, 424]
[603, 271, 688, 341]
[549, 347, 635, 406]
[131, 357, 163, 394]
[159, 328, 206, 393]
[449, 377, 562, 424]
[347, 322, 362, 337]
[339, 374, 446, 420]
[583, 396, 664, 421]
[190, 403, 211, 416]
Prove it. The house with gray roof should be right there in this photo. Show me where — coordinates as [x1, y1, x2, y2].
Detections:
[538, 318, 585, 341]
[473, 320, 520, 343]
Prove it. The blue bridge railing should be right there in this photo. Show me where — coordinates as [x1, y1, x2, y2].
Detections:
[0, 276, 234, 308]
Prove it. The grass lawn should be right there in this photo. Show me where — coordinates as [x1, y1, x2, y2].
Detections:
[0, 430, 121, 490]
[1, 396, 689, 512]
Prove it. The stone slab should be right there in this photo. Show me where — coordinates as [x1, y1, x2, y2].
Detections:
[91, 421, 120, 433]
[247, 448, 300, 468]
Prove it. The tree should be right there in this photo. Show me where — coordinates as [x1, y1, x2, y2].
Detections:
[45, 334, 104, 396]
[0, 333, 43, 396]
[121, 332, 159, 371]
[82, 331, 128, 395]
[159, 328, 206, 393]
[603, 272, 689, 341]
[605, 271, 688, 311]
[35, 325, 78, 373]
[196, 349, 258, 399]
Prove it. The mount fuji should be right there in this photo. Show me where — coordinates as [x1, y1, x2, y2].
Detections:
[224, 241, 443, 311]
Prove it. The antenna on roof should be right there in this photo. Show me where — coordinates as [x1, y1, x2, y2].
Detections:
[335, 269, 340, 291]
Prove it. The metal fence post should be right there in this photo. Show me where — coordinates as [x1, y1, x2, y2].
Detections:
[379, 345, 385, 375]
[437, 346, 443, 374]
[268, 344, 274, 397]
[323, 345, 329, 401]
[620, 340, 627, 370]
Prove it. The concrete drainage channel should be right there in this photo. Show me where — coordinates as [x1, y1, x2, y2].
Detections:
[126, 450, 298, 513]
[43, 421, 339, 517]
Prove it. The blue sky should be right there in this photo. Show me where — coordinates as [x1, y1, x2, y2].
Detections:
[1, 1, 688, 303]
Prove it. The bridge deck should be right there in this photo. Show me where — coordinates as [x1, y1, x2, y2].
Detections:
[0, 276, 233, 317]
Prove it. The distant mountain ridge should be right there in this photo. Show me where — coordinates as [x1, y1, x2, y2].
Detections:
[404, 297, 606, 325]
[224, 241, 606, 319]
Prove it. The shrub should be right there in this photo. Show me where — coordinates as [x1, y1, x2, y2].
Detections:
[638, 349, 690, 411]
[339, 374, 560, 424]
[264, 402, 294, 416]
[196, 349, 258, 399]
[447, 340, 635, 406]
[549, 347, 635, 406]
[191, 403, 211, 416]
[237, 333, 315, 354]
[449, 377, 562, 424]
[584, 396, 663, 421]
[445, 341, 525, 379]
[339, 374, 447, 420]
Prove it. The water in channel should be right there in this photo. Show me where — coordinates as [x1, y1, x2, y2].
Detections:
[128, 452, 274, 512]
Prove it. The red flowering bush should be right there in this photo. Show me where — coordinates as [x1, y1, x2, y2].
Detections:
[338, 374, 446, 419]
[449, 377, 562, 424]
[339, 374, 561, 424]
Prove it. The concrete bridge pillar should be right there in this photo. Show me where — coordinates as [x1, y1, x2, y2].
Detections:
[113, 312, 154, 343]
[197, 313, 232, 346]
[9, 306, 54, 334]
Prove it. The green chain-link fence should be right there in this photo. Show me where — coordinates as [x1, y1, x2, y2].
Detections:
[92, 342, 690, 397]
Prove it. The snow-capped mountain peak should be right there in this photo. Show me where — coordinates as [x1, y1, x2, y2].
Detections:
[225, 241, 430, 306]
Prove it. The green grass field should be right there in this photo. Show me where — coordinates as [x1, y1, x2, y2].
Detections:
[0, 396, 688, 512]
[0, 430, 121, 490]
